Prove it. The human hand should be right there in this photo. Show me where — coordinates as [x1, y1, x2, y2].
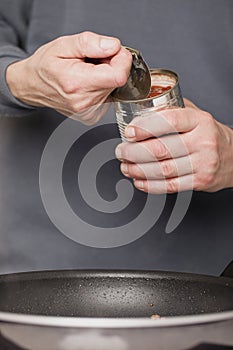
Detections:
[6, 31, 132, 124]
[115, 99, 233, 193]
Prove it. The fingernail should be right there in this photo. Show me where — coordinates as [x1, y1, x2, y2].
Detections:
[100, 38, 118, 50]
[115, 146, 122, 159]
[136, 181, 144, 190]
[125, 126, 135, 139]
[121, 163, 128, 175]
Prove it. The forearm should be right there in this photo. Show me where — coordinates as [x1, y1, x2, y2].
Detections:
[0, 0, 35, 116]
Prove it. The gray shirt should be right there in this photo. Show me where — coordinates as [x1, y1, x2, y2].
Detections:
[0, 0, 232, 275]
[0, 0, 233, 123]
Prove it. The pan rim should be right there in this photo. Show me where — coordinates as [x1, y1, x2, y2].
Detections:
[0, 269, 232, 328]
[0, 269, 233, 283]
[0, 310, 233, 328]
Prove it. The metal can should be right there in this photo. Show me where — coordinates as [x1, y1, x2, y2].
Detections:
[113, 68, 184, 142]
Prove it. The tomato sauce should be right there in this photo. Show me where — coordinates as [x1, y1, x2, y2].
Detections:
[147, 85, 172, 98]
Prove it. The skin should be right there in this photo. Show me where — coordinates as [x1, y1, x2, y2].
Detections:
[6, 31, 132, 124]
[115, 99, 233, 193]
[6, 31, 233, 193]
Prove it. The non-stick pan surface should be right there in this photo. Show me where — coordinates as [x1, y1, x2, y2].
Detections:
[0, 268, 232, 319]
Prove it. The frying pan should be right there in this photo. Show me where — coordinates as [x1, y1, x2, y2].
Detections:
[0, 262, 232, 350]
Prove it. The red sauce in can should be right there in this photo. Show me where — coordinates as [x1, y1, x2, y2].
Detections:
[147, 85, 172, 98]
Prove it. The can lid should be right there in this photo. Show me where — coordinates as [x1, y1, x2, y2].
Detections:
[111, 46, 151, 101]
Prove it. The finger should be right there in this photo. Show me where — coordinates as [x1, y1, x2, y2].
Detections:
[115, 134, 190, 163]
[54, 31, 121, 59]
[69, 47, 132, 90]
[133, 174, 194, 194]
[120, 156, 193, 180]
[124, 108, 199, 142]
[91, 47, 132, 89]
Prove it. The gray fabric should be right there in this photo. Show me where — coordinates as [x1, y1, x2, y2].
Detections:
[0, 0, 233, 123]
[0, 0, 35, 115]
[0, 0, 232, 275]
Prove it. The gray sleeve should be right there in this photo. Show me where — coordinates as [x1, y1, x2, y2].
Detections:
[0, 0, 36, 116]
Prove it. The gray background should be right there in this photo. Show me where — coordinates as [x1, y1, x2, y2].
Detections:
[0, 0, 233, 275]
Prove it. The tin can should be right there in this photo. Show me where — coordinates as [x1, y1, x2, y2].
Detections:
[113, 69, 184, 142]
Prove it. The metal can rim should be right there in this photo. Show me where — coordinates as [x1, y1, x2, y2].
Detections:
[112, 68, 180, 103]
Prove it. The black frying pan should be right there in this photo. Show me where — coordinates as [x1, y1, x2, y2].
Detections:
[0, 262, 232, 350]
[0, 262, 232, 318]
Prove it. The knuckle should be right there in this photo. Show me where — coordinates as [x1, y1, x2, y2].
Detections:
[201, 174, 213, 189]
[115, 69, 129, 87]
[78, 32, 90, 54]
[153, 140, 168, 159]
[165, 110, 180, 132]
[160, 160, 176, 178]
[61, 78, 77, 94]
[204, 173, 215, 186]
[208, 153, 220, 172]
[208, 136, 218, 152]
[166, 178, 179, 193]
[196, 172, 215, 190]
[81, 31, 93, 38]
[200, 125, 219, 154]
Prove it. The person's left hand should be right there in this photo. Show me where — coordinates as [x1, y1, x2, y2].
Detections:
[115, 99, 233, 193]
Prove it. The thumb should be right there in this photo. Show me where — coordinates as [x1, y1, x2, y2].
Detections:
[54, 31, 121, 59]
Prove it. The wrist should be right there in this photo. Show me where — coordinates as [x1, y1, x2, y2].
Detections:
[6, 59, 39, 108]
[6, 59, 26, 102]
[218, 122, 233, 189]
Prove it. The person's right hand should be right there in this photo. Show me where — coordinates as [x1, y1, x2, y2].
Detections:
[6, 31, 132, 124]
